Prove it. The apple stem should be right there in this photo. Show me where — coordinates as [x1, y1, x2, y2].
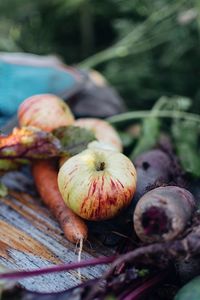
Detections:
[96, 161, 105, 171]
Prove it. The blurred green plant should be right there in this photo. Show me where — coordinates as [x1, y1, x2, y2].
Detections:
[172, 119, 200, 177]
[108, 95, 200, 177]
[0, 0, 200, 112]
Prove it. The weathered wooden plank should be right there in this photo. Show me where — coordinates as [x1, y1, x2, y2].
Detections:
[0, 190, 114, 293]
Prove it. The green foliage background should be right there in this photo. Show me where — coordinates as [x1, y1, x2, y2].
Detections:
[0, 0, 200, 112]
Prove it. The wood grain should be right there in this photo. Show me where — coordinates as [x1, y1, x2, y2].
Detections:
[0, 190, 114, 293]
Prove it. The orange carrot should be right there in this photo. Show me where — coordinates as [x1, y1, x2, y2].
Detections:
[32, 160, 88, 244]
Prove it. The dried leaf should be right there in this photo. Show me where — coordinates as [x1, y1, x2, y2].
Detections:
[0, 127, 61, 159]
[0, 126, 96, 161]
[53, 126, 96, 156]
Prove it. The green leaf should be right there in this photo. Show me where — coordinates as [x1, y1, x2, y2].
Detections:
[130, 117, 160, 160]
[53, 126, 96, 156]
[138, 269, 149, 277]
[117, 131, 135, 148]
[0, 183, 8, 198]
[174, 276, 200, 300]
[129, 95, 192, 161]
[153, 96, 192, 112]
[172, 120, 200, 177]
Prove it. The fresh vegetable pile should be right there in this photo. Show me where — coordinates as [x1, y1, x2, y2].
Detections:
[0, 94, 200, 300]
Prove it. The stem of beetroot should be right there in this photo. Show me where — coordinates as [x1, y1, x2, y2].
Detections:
[122, 271, 168, 300]
[0, 256, 116, 281]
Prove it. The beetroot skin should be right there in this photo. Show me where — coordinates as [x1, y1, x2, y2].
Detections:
[133, 186, 195, 243]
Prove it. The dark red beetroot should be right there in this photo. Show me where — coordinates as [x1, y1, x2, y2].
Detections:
[141, 206, 170, 236]
[134, 186, 195, 243]
[134, 150, 173, 196]
[128, 149, 174, 215]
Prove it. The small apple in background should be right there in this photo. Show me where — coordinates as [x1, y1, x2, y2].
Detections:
[74, 118, 123, 152]
[58, 147, 137, 221]
[18, 94, 74, 132]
